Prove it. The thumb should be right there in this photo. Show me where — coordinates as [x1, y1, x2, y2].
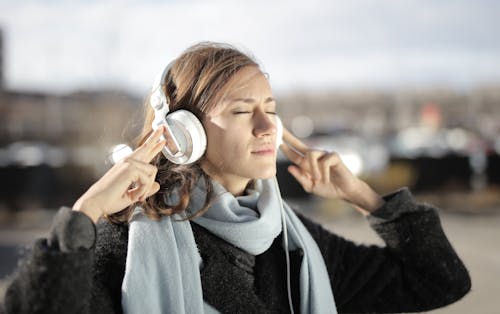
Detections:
[145, 182, 161, 198]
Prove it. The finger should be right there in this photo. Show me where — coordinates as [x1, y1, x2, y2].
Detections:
[318, 153, 334, 184]
[126, 177, 154, 202]
[147, 135, 168, 162]
[144, 182, 161, 198]
[280, 142, 305, 166]
[123, 165, 157, 201]
[282, 128, 309, 155]
[288, 165, 313, 193]
[306, 150, 324, 181]
[131, 126, 167, 162]
[115, 158, 158, 194]
[136, 181, 160, 202]
[122, 157, 159, 178]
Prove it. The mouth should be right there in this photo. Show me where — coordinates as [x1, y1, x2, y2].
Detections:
[251, 145, 275, 156]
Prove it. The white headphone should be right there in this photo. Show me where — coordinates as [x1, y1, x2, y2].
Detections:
[150, 63, 283, 165]
[150, 63, 208, 165]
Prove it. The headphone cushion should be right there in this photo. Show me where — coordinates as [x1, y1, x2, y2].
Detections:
[165, 110, 207, 164]
[275, 116, 283, 149]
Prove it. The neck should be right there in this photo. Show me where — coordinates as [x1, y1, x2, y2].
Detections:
[201, 162, 251, 196]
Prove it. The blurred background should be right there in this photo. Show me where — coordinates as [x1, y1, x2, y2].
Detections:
[1, 0, 499, 312]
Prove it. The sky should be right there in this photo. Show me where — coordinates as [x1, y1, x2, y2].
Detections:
[0, 0, 499, 95]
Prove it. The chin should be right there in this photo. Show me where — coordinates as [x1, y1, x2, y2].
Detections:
[253, 166, 277, 179]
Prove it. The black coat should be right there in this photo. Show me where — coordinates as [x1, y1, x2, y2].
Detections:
[1, 188, 471, 314]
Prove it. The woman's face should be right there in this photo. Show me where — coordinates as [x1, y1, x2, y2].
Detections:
[201, 66, 278, 195]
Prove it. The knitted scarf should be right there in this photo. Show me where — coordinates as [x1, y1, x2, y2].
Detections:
[122, 178, 337, 313]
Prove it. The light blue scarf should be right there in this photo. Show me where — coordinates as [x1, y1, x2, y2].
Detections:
[122, 178, 337, 313]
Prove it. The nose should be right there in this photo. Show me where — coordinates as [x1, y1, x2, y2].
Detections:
[252, 110, 276, 137]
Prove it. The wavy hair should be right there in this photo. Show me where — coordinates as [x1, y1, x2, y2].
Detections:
[107, 42, 259, 224]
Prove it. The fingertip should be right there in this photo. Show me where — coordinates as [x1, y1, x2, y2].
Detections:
[151, 126, 165, 139]
[287, 165, 299, 176]
[156, 138, 167, 149]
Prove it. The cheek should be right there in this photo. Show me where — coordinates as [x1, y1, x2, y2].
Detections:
[205, 120, 247, 158]
[205, 116, 248, 144]
[207, 133, 246, 158]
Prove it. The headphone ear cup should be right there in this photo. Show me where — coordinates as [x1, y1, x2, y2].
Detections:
[163, 110, 207, 165]
[275, 115, 283, 150]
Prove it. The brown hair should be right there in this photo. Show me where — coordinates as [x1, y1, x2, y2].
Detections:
[107, 42, 259, 224]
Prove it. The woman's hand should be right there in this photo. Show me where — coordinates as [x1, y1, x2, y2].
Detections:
[72, 127, 167, 223]
[279, 128, 385, 214]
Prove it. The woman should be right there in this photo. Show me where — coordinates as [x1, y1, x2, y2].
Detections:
[1, 42, 470, 314]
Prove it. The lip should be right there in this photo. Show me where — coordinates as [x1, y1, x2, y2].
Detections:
[251, 146, 275, 155]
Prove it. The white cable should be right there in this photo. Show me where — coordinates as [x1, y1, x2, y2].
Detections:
[273, 176, 295, 314]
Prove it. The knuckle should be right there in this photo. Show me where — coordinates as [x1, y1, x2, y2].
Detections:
[317, 155, 327, 164]
[307, 149, 318, 157]
[326, 152, 340, 162]
[306, 153, 317, 163]
[147, 164, 158, 175]
[123, 155, 135, 164]
[315, 150, 325, 157]
[307, 149, 327, 161]
[120, 159, 134, 170]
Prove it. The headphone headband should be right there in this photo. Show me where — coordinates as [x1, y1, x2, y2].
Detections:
[150, 61, 175, 112]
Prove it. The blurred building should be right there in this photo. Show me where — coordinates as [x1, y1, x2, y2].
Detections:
[0, 29, 144, 211]
[1, 27, 500, 211]
[0, 28, 3, 90]
[277, 87, 500, 194]
[0, 90, 143, 211]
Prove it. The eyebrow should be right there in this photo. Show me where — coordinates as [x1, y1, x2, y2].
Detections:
[231, 97, 275, 104]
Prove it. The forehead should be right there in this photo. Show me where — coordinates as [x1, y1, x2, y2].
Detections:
[208, 66, 273, 115]
[211, 66, 272, 114]
[224, 66, 272, 97]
